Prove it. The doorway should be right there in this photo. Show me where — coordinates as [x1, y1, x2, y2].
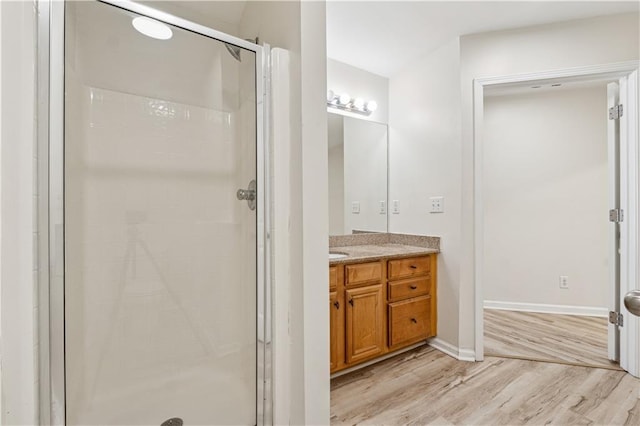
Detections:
[40, 1, 268, 424]
[472, 62, 640, 378]
[481, 79, 617, 369]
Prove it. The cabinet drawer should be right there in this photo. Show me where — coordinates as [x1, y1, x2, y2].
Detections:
[388, 276, 430, 302]
[388, 296, 431, 347]
[346, 262, 382, 286]
[388, 256, 430, 279]
[329, 266, 338, 291]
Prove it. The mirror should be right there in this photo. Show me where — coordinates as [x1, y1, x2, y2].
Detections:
[328, 112, 388, 235]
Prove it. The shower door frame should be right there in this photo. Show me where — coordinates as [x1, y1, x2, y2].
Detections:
[37, 1, 272, 424]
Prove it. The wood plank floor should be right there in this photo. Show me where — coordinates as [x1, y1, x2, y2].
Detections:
[330, 345, 640, 425]
[484, 309, 621, 370]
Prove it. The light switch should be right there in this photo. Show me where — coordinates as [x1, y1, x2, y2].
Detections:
[379, 200, 386, 214]
[392, 200, 400, 214]
[352, 201, 360, 214]
[430, 196, 444, 213]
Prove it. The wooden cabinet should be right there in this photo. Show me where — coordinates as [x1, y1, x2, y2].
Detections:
[329, 253, 438, 374]
[345, 284, 385, 364]
[387, 255, 437, 350]
[330, 291, 344, 372]
[330, 266, 345, 373]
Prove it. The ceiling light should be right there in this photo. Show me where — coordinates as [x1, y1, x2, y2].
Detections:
[132, 16, 173, 40]
[365, 100, 378, 112]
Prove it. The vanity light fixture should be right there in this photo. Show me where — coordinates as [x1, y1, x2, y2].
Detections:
[132, 16, 173, 40]
[327, 89, 377, 116]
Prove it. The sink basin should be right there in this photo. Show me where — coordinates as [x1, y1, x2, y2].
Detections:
[329, 252, 348, 260]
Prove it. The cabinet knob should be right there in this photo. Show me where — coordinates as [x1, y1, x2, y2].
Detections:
[333, 301, 340, 310]
[410, 265, 418, 269]
[411, 318, 417, 323]
[410, 285, 418, 290]
[349, 298, 354, 306]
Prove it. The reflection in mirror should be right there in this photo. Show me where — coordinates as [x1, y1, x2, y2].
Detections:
[328, 112, 388, 235]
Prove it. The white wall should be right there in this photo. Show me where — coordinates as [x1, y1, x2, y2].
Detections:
[483, 84, 609, 310]
[0, 0, 38, 424]
[300, 1, 329, 424]
[459, 12, 640, 352]
[327, 58, 389, 124]
[242, 1, 330, 424]
[388, 38, 462, 349]
[388, 12, 639, 356]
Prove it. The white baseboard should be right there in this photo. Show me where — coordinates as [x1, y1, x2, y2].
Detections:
[458, 348, 477, 362]
[484, 300, 608, 318]
[428, 338, 476, 362]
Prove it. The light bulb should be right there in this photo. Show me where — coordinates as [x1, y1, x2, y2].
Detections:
[353, 98, 365, 110]
[365, 100, 378, 112]
[327, 90, 335, 102]
[338, 93, 351, 105]
[132, 16, 173, 40]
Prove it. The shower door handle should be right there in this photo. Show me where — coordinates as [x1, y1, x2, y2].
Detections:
[236, 179, 257, 211]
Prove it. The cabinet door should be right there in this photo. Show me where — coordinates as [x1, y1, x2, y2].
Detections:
[330, 291, 344, 372]
[345, 284, 384, 364]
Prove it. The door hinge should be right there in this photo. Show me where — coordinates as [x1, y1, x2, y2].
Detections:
[609, 311, 624, 327]
[609, 208, 624, 223]
[609, 104, 624, 120]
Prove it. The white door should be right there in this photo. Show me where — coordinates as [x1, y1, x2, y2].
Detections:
[612, 71, 640, 378]
[607, 81, 620, 363]
[63, 1, 262, 423]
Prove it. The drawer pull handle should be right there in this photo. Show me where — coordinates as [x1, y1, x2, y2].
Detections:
[349, 298, 354, 306]
[334, 301, 340, 310]
[410, 265, 418, 269]
[410, 285, 418, 290]
[411, 318, 418, 323]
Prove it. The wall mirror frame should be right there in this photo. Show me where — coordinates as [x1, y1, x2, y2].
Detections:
[327, 110, 389, 236]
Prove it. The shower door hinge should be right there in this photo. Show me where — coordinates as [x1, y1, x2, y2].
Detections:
[609, 104, 623, 120]
[609, 208, 624, 223]
[609, 311, 624, 327]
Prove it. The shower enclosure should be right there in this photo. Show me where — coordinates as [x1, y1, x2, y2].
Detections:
[39, 1, 269, 424]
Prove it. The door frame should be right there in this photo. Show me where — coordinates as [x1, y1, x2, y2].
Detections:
[36, 0, 272, 424]
[472, 61, 640, 377]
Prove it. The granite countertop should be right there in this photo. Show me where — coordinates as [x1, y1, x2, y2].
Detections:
[329, 243, 439, 265]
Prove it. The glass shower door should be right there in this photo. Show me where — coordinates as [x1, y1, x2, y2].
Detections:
[64, 2, 259, 424]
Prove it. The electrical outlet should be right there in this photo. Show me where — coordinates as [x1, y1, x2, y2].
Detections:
[430, 196, 444, 213]
[392, 200, 400, 214]
[559, 275, 569, 289]
[351, 201, 360, 214]
[379, 200, 386, 214]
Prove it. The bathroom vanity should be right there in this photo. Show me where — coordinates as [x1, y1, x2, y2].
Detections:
[329, 233, 439, 374]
